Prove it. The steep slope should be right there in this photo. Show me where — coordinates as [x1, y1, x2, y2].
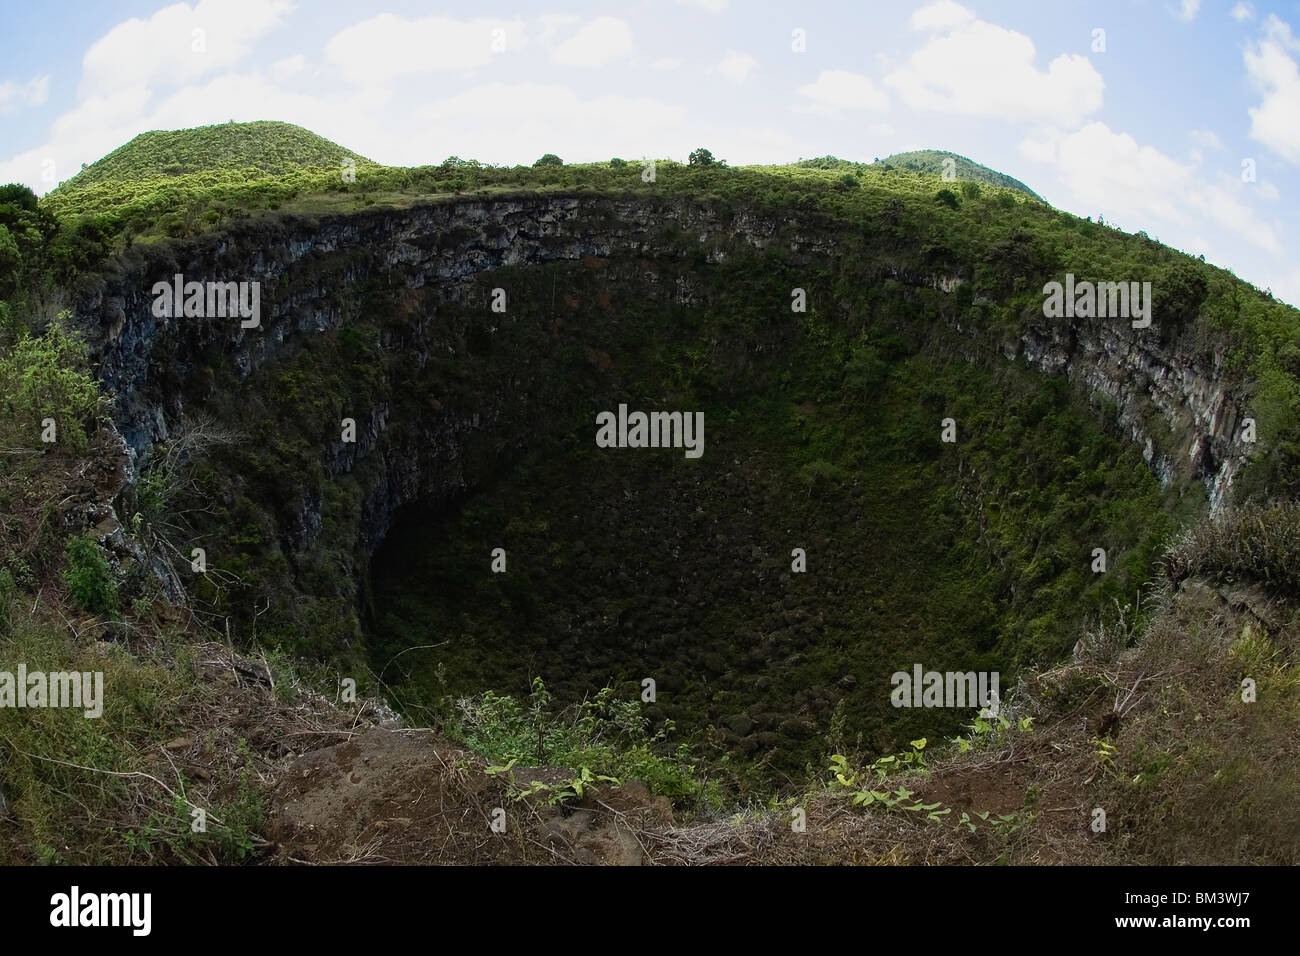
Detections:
[64, 190, 1253, 781]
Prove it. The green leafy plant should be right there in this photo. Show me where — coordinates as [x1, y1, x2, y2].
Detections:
[951, 710, 1031, 753]
[62, 535, 118, 615]
[0, 317, 104, 452]
[453, 679, 703, 805]
[830, 741, 949, 820]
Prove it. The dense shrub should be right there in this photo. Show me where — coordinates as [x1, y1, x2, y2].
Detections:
[0, 317, 104, 451]
[62, 536, 118, 615]
[1163, 501, 1300, 594]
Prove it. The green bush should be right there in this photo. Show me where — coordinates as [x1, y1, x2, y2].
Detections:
[1163, 501, 1300, 594]
[449, 679, 707, 806]
[0, 317, 104, 451]
[62, 535, 118, 615]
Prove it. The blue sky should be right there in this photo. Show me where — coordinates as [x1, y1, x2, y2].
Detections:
[3, 0, 1299, 303]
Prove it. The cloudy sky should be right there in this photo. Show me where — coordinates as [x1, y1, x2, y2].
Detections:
[3, 0, 1299, 305]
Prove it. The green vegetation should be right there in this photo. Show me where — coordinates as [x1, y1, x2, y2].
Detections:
[878, 149, 1042, 199]
[459, 678, 710, 807]
[1164, 499, 1300, 594]
[689, 147, 724, 167]
[0, 316, 105, 451]
[0, 325, 270, 863]
[0, 121, 1296, 862]
[22, 130, 1300, 514]
[28, 121, 1289, 796]
[62, 535, 118, 615]
[364, 292, 1179, 790]
[59, 120, 374, 191]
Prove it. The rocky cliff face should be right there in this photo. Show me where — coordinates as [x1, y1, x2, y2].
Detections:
[1011, 312, 1244, 512]
[69, 193, 1247, 575]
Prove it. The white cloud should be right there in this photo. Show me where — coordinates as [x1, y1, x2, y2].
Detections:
[324, 14, 525, 84]
[4, 7, 782, 192]
[81, 0, 292, 96]
[1245, 15, 1300, 164]
[711, 53, 757, 85]
[1019, 128, 1060, 164]
[1175, 0, 1200, 22]
[1020, 122, 1282, 255]
[884, 13, 1103, 127]
[537, 14, 580, 48]
[0, 69, 390, 191]
[0, 75, 50, 114]
[404, 80, 802, 167]
[270, 54, 305, 81]
[651, 58, 682, 71]
[1266, 265, 1300, 307]
[1231, 3, 1255, 22]
[0, 85, 154, 189]
[551, 17, 634, 67]
[412, 82, 682, 162]
[910, 1, 975, 31]
[1189, 128, 1224, 150]
[675, 0, 728, 12]
[795, 70, 889, 115]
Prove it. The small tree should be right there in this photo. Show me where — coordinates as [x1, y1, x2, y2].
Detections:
[689, 147, 723, 167]
[533, 153, 563, 168]
[609, 157, 627, 168]
[935, 188, 960, 210]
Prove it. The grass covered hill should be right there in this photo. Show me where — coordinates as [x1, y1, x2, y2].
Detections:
[56, 120, 375, 191]
[880, 149, 1042, 199]
[794, 150, 1041, 199]
[38, 120, 379, 231]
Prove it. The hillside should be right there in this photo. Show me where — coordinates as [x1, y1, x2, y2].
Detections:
[878, 150, 1042, 199]
[0, 122, 1298, 864]
[38, 120, 379, 231]
[55, 120, 375, 192]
